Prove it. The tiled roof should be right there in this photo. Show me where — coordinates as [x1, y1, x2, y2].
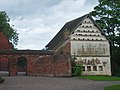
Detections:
[45, 14, 89, 50]
[45, 14, 109, 50]
[0, 50, 54, 55]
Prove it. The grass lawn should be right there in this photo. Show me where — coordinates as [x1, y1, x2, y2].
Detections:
[104, 85, 120, 90]
[80, 76, 120, 81]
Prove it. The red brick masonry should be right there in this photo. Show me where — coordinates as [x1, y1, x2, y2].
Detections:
[0, 32, 71, 76]
[28, 54, 71, 76]
[0, 50, 71, 76]
[0, 32, 13, 49]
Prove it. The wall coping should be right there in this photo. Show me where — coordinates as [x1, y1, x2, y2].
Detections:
[0, 50, 54, 55]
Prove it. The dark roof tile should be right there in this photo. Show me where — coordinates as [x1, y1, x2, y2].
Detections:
[45, 14, 88, 50]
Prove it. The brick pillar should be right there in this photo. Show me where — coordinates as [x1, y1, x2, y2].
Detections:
[9, 56, 17, 76]
[27, 59, 35, 76]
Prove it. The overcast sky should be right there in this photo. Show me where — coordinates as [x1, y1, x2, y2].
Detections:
[0, 0, 98, 50]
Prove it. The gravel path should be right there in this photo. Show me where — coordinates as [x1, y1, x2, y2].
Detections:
[0, 76, 120, 90]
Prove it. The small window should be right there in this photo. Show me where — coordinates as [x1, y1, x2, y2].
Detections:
[78, 38, 80, 40]
[88, 21, 90, 23]
[85, 21, 87, 23]
[90, 26, 92, 28]
[77, 30, 80, 32]
[72, 32, 74, 34]
[100, 39, 102, 41]
[82, 25, 84, 27]
[76, 34, 77, 35]
[92, 30, 94, 32]
[73, 38, 76, 40]
[93, 66, 97, 71]
[99, 66, 103, 71]
[82, 66, 85, 71]
[87, 66, 91, 71]
[79, 23, 82, 25]
[86, 26, 88, 27]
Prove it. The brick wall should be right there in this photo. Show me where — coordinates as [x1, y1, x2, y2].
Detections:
[0, 57, 9, 71]
[0, 53, 71, 76]
[55, 39, 71, 55]
[0, 32, 13, 49]
[27, 54, 71, 76]
[0, 31, 72, 76]
[0, 32, 13, 73]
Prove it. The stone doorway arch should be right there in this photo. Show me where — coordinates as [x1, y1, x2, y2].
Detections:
[0, 57, 9, 76]
[17, 57, 27, 76]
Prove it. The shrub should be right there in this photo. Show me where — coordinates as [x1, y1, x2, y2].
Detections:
[72, 64, 83, 76]
[0, 76, 4, 84]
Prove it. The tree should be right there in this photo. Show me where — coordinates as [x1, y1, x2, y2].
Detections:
[0, 11, 18, 46]
[90, 0, 120, 75]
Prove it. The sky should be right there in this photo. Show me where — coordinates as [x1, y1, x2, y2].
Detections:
[0, 0, 98, 50]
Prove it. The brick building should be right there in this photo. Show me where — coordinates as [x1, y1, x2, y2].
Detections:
[0, 14, 111, 76]
[0, 32, 13, 50]
[0, 32, 13, 71]
[0, 32, 71, 76]
[46, 14, 111, 76]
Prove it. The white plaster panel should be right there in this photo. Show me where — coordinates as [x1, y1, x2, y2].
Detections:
[71, 41, 110, 56]
[75, 56, 111, 75]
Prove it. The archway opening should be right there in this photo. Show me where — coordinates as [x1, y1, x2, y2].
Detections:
[17, 57, 27, 76]
[0, 57, 9, 76]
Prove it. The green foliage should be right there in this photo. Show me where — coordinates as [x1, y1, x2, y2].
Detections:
[91, 0, 120, 44]
[80, 76, 120, 81]
[71, 55, 83, 76]
[104, 85, 120, 90]
[0, 11, 19, 46]
[73, 64, 83, 76]
[0, 76, 4, 84]
[90, 0, 120, 75]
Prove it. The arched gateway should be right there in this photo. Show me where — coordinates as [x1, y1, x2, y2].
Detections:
[17, 57, 27, 75]
[0, 57, 9, 75]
